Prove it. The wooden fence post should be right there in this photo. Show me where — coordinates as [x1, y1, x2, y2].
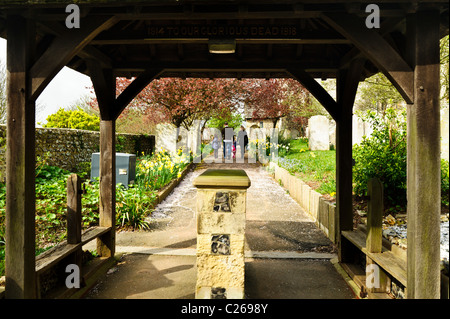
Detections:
[366, 178, 387, 293]
[66, 174, 83, 284]
[67, 174, 82, 245]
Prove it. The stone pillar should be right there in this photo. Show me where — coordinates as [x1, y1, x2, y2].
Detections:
[193, 169, 251, 299]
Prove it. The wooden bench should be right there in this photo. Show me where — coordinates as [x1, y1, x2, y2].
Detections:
[35, 174, 115, 298]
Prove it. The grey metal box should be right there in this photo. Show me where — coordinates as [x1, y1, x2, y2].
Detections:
[91, 152, 136, 187]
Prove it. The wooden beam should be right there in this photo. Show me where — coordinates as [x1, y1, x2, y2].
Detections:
[406, 10, 441, 299]
[30, 15, 118, 101]
[5, 15, 36, 299]
[86, 60, 116, 121]
[77, 45, 113, 69]
[335, 58, 365, 263]
[338, 17, 404, 69]
[112, 60, 340, 73]
[287, 68, 339, 120]
[366, 178, 389, 294]
[114, 68, 163, 119]
[322, 13, 414, 104]
[97, 120, 116, 258]
[366, 178, 383, 254]
[67, 174, 82, 245]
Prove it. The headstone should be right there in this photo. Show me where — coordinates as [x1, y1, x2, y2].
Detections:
[155, 123, 177, 154]
[308, 115, 329, 151]
[352, 114, 365, 145]
[352, 114, 373, 145]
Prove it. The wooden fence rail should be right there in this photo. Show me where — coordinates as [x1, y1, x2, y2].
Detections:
[341, 177, 407, 299]
[35, 174, 112, 298]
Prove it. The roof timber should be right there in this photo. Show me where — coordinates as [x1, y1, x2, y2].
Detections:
[0, 1, 448, 84]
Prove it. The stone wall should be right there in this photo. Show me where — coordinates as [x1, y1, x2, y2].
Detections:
[0, 125, 155, 180]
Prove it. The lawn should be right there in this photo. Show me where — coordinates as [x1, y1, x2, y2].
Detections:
[275, 138, 336, 197]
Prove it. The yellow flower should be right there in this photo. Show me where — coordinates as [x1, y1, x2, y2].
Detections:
[177, 172, 182, 178]
[330, 192, 336, 197]
[310, 152, 316, 158]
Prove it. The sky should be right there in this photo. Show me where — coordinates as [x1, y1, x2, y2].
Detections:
[0, 38, 94, 124]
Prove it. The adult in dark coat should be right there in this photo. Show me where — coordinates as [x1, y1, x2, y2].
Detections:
[237, 125, 248, 159]
[221, 122, 234, 159]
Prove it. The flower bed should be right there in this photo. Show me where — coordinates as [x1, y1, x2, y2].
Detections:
[0, 148, 194, 277]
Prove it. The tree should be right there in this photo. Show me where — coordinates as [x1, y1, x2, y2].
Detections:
[206, 111, 244, 130]
[42, 107, 100, 131]
[67, 94, 99, 116]
[113, 77, 250, 130]
[356, 72, 404, 115]
[355, 35, 449, 113]
[244, 78, 313, 131]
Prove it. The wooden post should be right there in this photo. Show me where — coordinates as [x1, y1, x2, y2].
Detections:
[97, 120, 116, 258]
[366, 178, 383, 253]
[4, 15, 37, 299]
[87, 61, 117, 259]
[67, 174, 82, 245]
[66, 174, 83, 285]
[366, 178, 387, 293]
[406, 10, 441, 299]
[335, 59, 364, 263]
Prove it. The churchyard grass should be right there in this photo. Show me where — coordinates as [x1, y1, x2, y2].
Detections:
[276, 138, 336, 197]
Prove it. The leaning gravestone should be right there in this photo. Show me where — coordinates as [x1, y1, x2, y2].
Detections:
[308, 115, 330, 151]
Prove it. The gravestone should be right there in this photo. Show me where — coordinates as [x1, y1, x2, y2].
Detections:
[193, 169, 251, 299]
[308, 115, 330, 151]
[155, 123, 178, 153]
[352, 114, 373, 145]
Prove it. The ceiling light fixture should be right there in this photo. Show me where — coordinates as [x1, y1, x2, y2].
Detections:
[208, 39, 236, 54]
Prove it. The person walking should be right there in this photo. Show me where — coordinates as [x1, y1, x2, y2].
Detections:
[212, 134, 220, 159]
[237, 125, 248, 159]
[221, 122, 234, 160]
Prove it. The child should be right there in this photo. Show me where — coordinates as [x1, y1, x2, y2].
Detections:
[212, 134, 220, 159]
[232, 135, 237, 159]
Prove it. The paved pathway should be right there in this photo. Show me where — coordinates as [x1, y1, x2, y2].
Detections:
[84, 159, 355, 299]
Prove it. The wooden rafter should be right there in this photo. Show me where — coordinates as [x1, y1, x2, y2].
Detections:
[114, 68, 163, 119]
[30, 15, 118, 101]
[322, 12, 414, 104]
[287, 68, 339, 120]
